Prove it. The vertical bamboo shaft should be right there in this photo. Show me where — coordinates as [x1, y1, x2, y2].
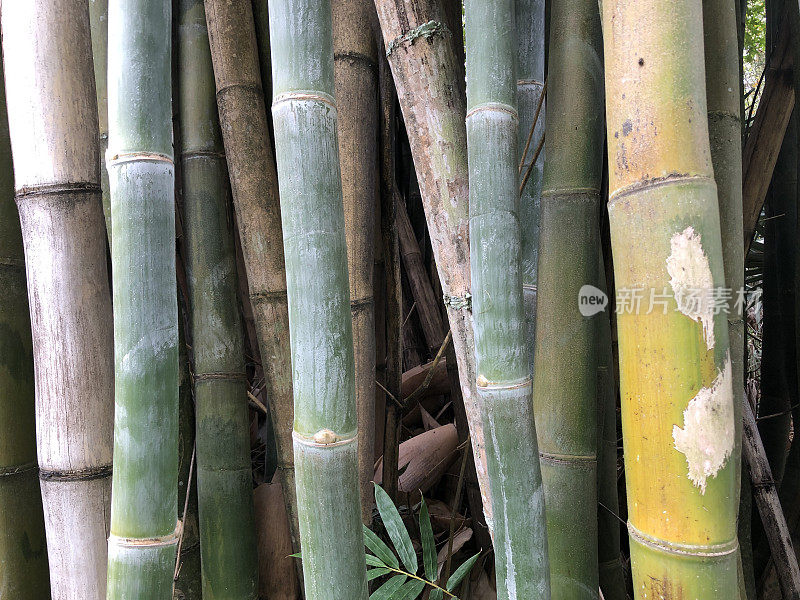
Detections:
[174, 328, 201, 599]
[204, 0, 302, 562]
[516, 0, 545, 371]
[602, 0, 740, 596]
[106, 0, 179, 596]
[2, 3, 115, 598]
[373, 0, 494, 533]
[465, 0, 550, 597]
[178, 0, 259, 596]
[89, 0, 111, 243]
[269, 0, 369, 597]
[0, 63, 50, 600]
[332, 0, 379, 523]
[532, 0, 604, 593]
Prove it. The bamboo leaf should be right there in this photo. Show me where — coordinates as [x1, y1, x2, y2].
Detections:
[374, 484, 418, 573]
[446, 552, 480, 591]
[366, 553, 389, 568]
[429, 589, 443, 600]
[419, 497, 437, 581]
[370, 574, 407, 600]
[367, 568, 392, 581]
[364, 524, 399, 569]
[390, 578, 426, 599]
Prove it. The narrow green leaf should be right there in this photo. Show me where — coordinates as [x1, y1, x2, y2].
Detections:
[419, 497, 437, 580]
[364, 524, 399, 569]
[366, 553, 388, 568]
[370, 574, 407, 600]
[390, 578, 427, 600]
[374, 484, 418, 573]
[446, 552, 480, 591]
[429, 589, 443, 600]
[367, 567, 392, 581]
[289, 553, 302, 559]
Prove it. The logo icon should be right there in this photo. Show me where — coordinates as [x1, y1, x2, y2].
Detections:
[578, 284, 608, 317]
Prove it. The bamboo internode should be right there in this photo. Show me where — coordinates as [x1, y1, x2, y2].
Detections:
[106, 0, 180, 596]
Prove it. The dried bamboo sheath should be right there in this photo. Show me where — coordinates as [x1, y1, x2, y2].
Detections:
[106, 0, 179, 596]
[269, 0, 368, 596]
[204, 0, 301, 558]
[332, 0, 379, 523]
[603, 0, 739, 596]
[0, 65, 50, 599]
[2, 2, 114, 598]
[178, 0, 259, 596]
[465, 1, 550, 597]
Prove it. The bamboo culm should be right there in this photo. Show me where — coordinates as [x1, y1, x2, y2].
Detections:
[204, 0, 302, 563]
[106, 0, 180, 596]
[332, 0, 379, 523]
[531, 0, 605, 593]
[2, 2, 115, 597]
[0, 61, 50, 600]
[89, 0, 112, 243]
[268, 0, 369, 597]
[178, 0, 259, 596]
[516, 0, 545, 373]
[465, 0, 551, 598]
[603, 0, 740, 596]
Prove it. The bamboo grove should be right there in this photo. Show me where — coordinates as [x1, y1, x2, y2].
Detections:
[4, 0, 800, 599]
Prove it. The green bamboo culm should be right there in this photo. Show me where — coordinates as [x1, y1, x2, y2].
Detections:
[516, 0, 545, 368]
[89, 0, 111, 243]
[702, 0, 746, 595]
[464, 1, 551, 598]
[178, 0, 259, 596]
[268, 0, 368, 598]
[531, 0, 605, 594]
[603, 0, 739, 596]
[0, 66, 50, 600]
[106, 0, 180, 597]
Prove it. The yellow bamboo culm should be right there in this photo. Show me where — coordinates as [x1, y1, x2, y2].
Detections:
[602, 0, 740, 597]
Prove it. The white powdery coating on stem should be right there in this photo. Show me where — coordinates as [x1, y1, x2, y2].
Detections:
[666, 226, 715, 350]
[673, 355, 734, 494]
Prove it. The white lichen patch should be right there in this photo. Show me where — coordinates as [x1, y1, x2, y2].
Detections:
[666, 226, 715, 350]
[673, 355, 734, 494]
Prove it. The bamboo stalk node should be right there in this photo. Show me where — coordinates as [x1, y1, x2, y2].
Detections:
[192, 371, 247, 382]
[108, 521, 183, 549]
[272, 91, 336, 110]
[442, 293, 471, 311]
[39, 464, 113, 482]
[538, 451, 597, 466]
[607, 173, 713, 203]
[333, 51, 377, 72]
[106, 150, 174, 167]
[0, 257, 25, 269]
[475, 375, 531, 391]
[516, 78, 544, 87]
[0, 461, 38, 477]
[465, 102, 518, 121]
[385, 20, 450, 57]
[627, 521, 738, 558]
[293, 429, 358, 448]
[15, 181, 101, 199]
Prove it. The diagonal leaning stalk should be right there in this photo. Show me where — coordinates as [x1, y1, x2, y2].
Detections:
[0, 63, 50, 600]
[2, 3, 115, 597]
[178, 0, 259, 596]
[531, 0, 605, 594]
[602, 0, 739, 596]
[464, 1, 550, 598]
[106, 0, 180, 596]
[268, 0, 369, 597]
